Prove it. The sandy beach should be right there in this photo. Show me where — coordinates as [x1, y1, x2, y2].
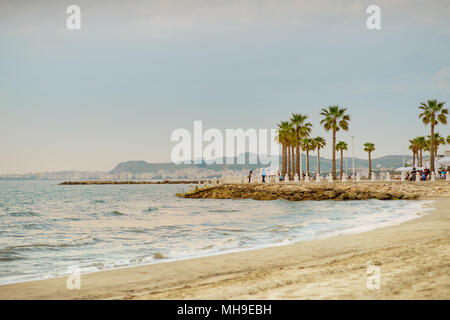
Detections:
[0, 197, 448, 300]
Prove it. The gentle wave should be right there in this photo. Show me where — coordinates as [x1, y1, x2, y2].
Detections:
[0, 236, 97, 254]
[9, 211, 40, 217]
[105, 210, 125, 216]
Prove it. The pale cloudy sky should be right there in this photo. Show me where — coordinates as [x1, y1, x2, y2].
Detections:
[0, 0, 449, 173]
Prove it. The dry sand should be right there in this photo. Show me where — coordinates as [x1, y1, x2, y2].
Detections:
[0, 199, 448, 300]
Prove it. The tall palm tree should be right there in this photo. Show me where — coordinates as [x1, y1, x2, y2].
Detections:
[276, 121, 291, 176]
[290, 113, 312, 177]
[415, 136, 426, 167]
[286, 125, 293, 178]
[364, 142, 375, 179]
[320, 106, 350, 179]
[302, 138, 315, 175]
[408, 139, 418, 167]
[336, 141, 348, 179]
[288, 128, 297, 178]
[313, 137, 326, 175]
[418, 100, 448, 172]
[427, 132, 446, 157]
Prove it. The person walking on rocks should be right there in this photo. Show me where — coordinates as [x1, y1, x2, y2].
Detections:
[262, 169, 266, 183]
[248, 170, 253, 183]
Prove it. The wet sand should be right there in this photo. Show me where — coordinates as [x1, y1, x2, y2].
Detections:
[0, 198, 448, 300]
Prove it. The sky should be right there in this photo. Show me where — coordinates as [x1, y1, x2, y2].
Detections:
[0, 0, 449, 174]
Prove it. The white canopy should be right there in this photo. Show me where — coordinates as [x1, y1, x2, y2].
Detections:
[396, 167, 424, 172]
[438, 157, 450, 166]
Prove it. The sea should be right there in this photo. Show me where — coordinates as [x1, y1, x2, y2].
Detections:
[0, 180, 432, 285]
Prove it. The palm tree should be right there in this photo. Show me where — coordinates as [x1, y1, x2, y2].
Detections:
[364, 142, 375, 179]
[302, 138, 315, 176]
[418, 100, 448, 172]
[336, 141, 348, 179]
[313, 137, 326, 175]
[447, 135, 450, 144]
[408, 139, 418, 167]
[320, 106, 350, 179]
[286, 125, 293, 179]
[415, 136, 426, 167]
[288, 128, 297, 178]
[427, 132, 446, 157]
[290, 114, 312, 177]
[276, 121, 291, 176]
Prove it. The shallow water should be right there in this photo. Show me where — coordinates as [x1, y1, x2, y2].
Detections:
[0, 181, 432, 284]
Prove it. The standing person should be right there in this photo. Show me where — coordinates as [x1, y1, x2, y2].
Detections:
[262, 169, 266, 183]
[411, 167, 417, 181]
[248, 170, 253, 183]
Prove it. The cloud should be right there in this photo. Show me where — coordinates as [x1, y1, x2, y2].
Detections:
[1, 0, 449, 40]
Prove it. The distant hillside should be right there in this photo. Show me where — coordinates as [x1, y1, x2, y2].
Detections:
[0, 154, 413, 181]
[108, 160, 261, 175]
[109, 154, 412, 175]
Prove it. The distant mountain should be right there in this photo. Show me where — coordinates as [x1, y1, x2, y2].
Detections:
[108, 157, 266, 175]
[109, 154, 412, 175]
[0, 154, 412, 181]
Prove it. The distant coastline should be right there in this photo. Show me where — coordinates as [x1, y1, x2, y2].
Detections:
[0, 154, 413, 181]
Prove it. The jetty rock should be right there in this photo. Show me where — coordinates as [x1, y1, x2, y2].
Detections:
[177, 181, 450, 201]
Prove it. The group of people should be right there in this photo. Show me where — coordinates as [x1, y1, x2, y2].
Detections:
[405, 167, 447, 181]
[248, 169, 314, 183]
[248, 169, 276, 183]
[248, 167, 448, 183]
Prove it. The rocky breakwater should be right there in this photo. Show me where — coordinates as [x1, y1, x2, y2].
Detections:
[176, 181, 450, 201]
[59, 180, 210, 185]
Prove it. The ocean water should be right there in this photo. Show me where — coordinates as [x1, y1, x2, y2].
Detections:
[0, 180, 432, 285]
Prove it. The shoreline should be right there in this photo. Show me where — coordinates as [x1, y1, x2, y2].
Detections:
[0, 199, 433, 287]
[0, 198, 448, 299]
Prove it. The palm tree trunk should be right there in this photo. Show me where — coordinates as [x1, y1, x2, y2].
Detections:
[317, 149, 320, 175]
[282, 142, 287, 176]
[340, 149, 343, 178]
[287, 143, 291, 179]
[300, 149, 303, 177]
[420, 149, 423, 167]
[430, 125, 435, 172]
[291, 145, 295, 178]
[332, 129, 336, 179]
[306, 150, 310, 174]
[285, 141, 288, 176]
[368, 152, 372, 178]
[295, 130, 300, 176]
[412, 151, 415, 167]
